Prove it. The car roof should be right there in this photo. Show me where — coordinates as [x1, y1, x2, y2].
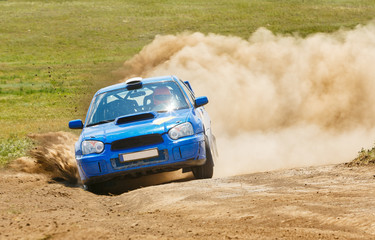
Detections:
[95, 75, 179, 95]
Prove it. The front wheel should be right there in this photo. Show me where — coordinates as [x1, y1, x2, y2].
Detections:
[192, 142, 214, 179]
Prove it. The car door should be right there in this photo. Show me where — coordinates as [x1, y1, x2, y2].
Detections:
[178, 80, 217, 156]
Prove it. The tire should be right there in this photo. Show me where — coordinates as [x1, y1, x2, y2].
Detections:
[192, 142, 214, 179]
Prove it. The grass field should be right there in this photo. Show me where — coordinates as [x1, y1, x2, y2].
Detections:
[1, 0, 375, 165]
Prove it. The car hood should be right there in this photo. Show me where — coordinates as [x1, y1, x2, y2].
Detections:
[81, 109, 191, 143]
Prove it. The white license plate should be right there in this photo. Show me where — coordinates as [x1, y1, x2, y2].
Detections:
[119, 148, 159, 162]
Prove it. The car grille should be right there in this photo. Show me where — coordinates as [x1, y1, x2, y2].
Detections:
[111, 134, 164, 151]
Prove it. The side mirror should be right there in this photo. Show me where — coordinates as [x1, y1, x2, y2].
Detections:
[69, 119, 84, 129]
[195, 96, 209, 108]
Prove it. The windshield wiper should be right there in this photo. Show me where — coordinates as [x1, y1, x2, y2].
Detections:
[86, 119, 114, 127]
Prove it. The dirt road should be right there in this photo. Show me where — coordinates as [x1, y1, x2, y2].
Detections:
[1, 164, 375, 239]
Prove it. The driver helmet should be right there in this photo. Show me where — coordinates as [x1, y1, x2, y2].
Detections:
[153, 86, 172, 105]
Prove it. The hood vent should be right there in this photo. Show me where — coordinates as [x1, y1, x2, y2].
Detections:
[115, 112, 155, 125]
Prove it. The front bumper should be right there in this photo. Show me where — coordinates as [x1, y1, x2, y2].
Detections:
[76, 133, 206, 185]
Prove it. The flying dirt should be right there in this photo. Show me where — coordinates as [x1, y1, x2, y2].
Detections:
[10, 132, 79, 183]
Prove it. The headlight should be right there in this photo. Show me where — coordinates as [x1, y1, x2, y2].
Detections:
[168, 122, 194, 140]
[82, 140, 104, 155]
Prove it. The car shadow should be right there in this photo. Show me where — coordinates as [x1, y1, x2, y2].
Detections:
[85, 170, 195, 195]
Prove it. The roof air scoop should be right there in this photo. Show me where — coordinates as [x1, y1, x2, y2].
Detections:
[126, 77, 143, 90]
[115, 112, 156, 125]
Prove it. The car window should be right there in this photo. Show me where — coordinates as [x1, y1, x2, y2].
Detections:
[86, 81, 189, 127]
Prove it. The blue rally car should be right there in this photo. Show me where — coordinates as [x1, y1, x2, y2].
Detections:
[69, 75, 217, 190]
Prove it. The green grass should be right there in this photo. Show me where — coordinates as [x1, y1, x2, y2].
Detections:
[1, 0, 375, 166]
[0, 136, 33, 167]
[347, 145, 375, 166]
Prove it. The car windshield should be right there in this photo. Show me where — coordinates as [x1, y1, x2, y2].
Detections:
[86, 81, 189, 127]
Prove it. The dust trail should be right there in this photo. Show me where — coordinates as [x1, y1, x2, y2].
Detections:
[10, 132, 79, 184]
[119, 21, 375, 177]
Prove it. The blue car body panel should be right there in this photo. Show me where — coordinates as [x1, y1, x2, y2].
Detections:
[71, 75, 214, 185]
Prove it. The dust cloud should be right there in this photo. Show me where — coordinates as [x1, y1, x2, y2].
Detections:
[120, 21, 375, 177]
